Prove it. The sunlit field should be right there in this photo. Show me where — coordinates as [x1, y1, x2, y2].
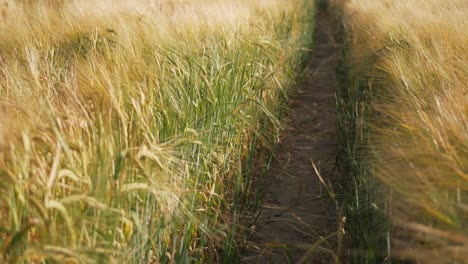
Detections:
[6, 0, 465, 262]
[0, 0, 315, 262]
[331, 0, 468, 262]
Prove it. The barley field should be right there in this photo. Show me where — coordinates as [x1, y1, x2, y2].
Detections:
[0, 0, 315, 262]
[331, 0, 468, 263]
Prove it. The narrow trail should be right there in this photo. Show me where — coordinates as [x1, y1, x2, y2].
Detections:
[242, 10, 339, 263]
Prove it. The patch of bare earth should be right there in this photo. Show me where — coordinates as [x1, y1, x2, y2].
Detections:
[242, 11, 340, 264]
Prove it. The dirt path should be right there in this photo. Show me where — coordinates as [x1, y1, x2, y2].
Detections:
[242, 10, 339, 263]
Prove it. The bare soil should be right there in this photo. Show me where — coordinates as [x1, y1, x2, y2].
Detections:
[241, 11, 340, 264]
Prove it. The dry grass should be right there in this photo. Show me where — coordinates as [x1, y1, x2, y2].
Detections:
[0, 0, 315, 262]
[331, 0, 468, 262]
